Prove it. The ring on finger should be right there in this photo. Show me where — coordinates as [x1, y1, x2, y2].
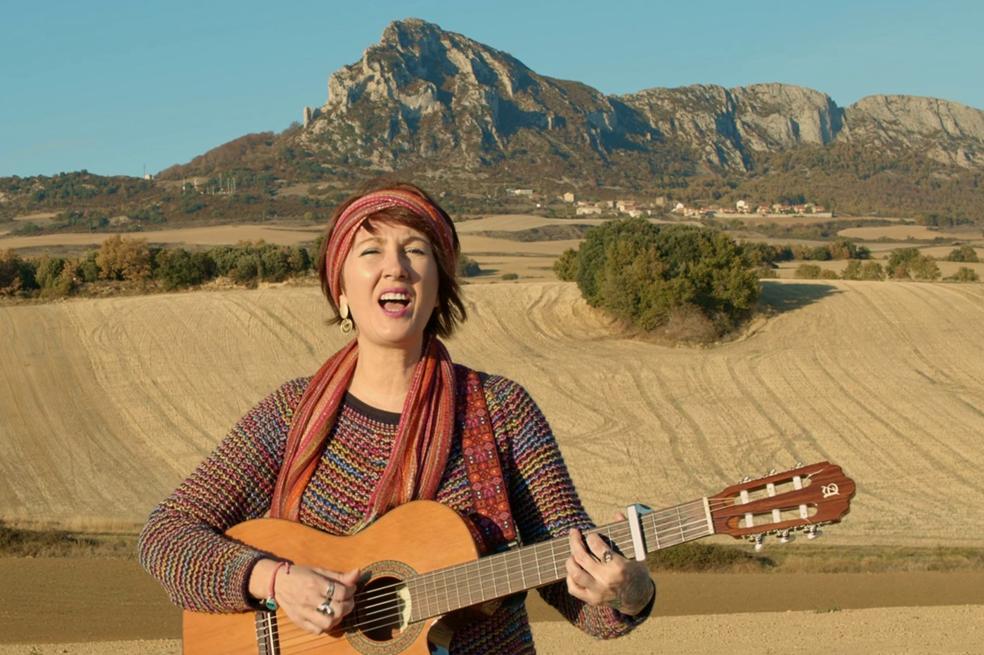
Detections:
[316, 601, 334, 617]
[325, 580, 336, 602]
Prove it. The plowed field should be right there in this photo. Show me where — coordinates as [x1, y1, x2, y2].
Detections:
[2, 280, 983, 548]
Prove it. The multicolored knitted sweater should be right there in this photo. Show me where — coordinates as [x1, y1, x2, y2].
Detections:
[138, 365, 649, 654]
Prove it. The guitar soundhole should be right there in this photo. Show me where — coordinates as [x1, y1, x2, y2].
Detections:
[358, 575, 408, 642]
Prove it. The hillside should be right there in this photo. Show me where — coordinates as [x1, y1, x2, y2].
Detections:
[2, 280, 983, 548]
[2, 19, 984, 229]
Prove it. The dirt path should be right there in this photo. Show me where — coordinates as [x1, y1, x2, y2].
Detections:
[1, 557, 981, 646]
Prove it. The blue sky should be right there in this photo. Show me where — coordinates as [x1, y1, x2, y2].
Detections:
[2, 0, 981, 178]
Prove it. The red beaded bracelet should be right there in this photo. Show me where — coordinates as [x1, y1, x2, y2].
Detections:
[263, 561, 291, 611]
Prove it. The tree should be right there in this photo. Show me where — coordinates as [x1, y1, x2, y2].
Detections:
[96, 235, 151, 282]
[860, 261, 885, 281]
[569, 219, 759, 338]
[795, 264, 822, 279]
[910, 256, 941, 281]
[946, 267, 979, 283]
[947, 245, 979, 263]
[0, 250, 38, 296]
[156, 248, 214, 290]
[457, 254, 482, 278]
[552, 249, 578, 281]
[842, 260, 862, 280]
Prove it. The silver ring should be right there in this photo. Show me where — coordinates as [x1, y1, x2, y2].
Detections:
[602, 550, 614, 563]
[316, 602, 334, 617]
[325, 580, 336, 602]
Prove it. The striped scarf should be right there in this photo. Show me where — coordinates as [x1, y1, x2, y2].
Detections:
[269, 335, 456, 526]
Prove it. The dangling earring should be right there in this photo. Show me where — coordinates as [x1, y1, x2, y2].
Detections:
[339, 299, 354, 335]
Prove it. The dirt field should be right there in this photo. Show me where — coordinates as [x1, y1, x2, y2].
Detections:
[2, 249, 984, 652]
[3, 280, 984, 545]
[837, 224, 978, 241]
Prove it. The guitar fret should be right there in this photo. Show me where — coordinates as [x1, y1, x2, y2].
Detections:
[409, 498, 721, 622]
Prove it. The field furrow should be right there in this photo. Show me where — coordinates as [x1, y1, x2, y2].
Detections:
[2, 280, 982, 546]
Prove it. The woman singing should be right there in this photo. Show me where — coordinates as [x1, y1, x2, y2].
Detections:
[138, 181, 655, 653]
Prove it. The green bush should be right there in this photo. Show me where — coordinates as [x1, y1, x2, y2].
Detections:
[910, 256, 940, 281]
[947, 267, 979, 282]
[230, 253, 260, 287]
[570, 219, 759, 337]
[0, 250, 38, 296]
[457, 254, 482, 277]
[35, 256, 66, 290]
[287, 246, 311, 274]
[553, 248, 579, 281]
[795, 264, 823, 279]
[842, 260, 862, 280]
[78, 251, 101, 283]
[156, 248, 215, 290]
[947, 245, 979, 263]
[887, 248, 921, 279]
[860, 261, 886, 281]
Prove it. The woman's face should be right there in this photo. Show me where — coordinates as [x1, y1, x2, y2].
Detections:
[339, 219, 440, 353]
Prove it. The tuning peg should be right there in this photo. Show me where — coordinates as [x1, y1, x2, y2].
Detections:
[806, 525, 823, 540]
[778, 530, 794, 544]
[753, 534, 765, 551]
[739, 475, 751, 483]
[767, 468, 777, 476]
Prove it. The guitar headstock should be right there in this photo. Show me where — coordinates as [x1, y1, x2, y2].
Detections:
[708, 461, 855, 545]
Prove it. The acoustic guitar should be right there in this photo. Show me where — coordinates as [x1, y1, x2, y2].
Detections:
[183, 460, 855, 654]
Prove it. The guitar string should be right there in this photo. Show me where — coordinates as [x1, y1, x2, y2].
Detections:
[268, 516, 717, 649]
[338, 499, 713, 611]
[311, 493, 784, 622]
[278, 490, 813, 635]
[260, 487, 832, 649]
[328, 502, 711, 620]
[269, 520, 719, 653]
[269, 495, 834, 652]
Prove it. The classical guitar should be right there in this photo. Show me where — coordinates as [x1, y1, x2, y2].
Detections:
[183, 461, 855, 654]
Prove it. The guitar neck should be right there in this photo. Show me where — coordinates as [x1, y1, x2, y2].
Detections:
[407, 497, 713, 621]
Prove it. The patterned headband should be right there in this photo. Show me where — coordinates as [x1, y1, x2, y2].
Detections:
[325, 189, 457, 303]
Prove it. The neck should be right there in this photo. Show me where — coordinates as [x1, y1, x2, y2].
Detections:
[348, 337, 425, 412]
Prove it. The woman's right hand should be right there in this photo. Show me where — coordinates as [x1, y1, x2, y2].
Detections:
[250, 559, 360, 634]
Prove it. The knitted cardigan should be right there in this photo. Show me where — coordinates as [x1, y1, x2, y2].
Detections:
[138, 365, 649, 654]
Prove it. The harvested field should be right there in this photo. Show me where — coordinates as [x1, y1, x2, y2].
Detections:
[2, 280, 984, 547]
[3, 278, 984, 653]
[838, 225, 973, 240]
[0, 224, 324, 251]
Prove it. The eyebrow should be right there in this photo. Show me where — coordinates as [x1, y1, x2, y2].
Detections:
[353, 234, 429, 248]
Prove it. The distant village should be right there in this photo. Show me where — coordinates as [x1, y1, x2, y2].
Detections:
[505, 188, 832, 219]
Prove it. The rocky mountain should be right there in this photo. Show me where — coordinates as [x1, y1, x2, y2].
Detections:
[149, 18, 982, 221]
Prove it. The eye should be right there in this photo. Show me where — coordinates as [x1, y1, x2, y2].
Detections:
[406, 246, 428, 255]
[359, 247, 380, 256]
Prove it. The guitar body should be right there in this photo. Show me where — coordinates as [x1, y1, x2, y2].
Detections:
[182, 500, 481, 655]
[180, 461, 856, 654]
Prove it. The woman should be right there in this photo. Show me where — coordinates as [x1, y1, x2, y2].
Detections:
[138, 181, 655, 653]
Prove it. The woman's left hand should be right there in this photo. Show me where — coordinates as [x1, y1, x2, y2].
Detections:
[565, 512, 655, 616]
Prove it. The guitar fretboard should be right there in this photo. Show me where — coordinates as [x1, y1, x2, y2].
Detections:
[406, 497, 713, 622]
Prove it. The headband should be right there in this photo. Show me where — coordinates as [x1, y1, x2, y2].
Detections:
[325, 189, 457, 304]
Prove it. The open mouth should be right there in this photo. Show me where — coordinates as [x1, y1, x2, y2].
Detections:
[378, 291, 412, 313]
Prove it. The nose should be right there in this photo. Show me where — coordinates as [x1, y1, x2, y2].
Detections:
[381, 245, 410, 279]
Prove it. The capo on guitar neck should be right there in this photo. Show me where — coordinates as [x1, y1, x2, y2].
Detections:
[625, 503, 652, 562]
